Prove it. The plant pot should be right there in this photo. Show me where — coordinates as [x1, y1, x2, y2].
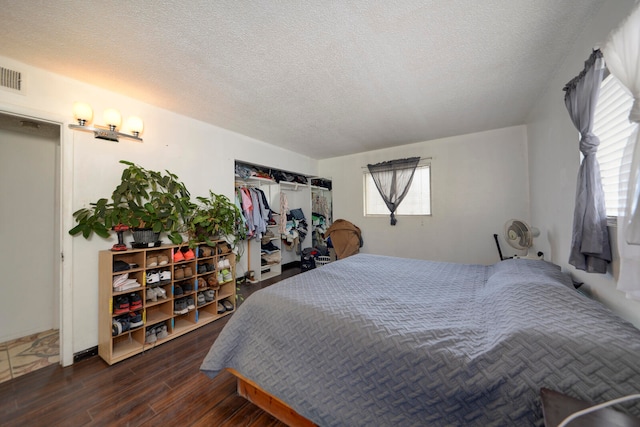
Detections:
[131, 228, 161, 248]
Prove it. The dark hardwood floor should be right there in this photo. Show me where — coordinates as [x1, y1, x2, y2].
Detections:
[0, 266, 301, 427]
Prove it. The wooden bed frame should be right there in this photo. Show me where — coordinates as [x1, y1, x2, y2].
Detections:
[228, 368, 317, 427]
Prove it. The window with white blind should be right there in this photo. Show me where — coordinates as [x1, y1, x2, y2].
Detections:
[363, 164, 431, 216]
[594, 73, 635, 217]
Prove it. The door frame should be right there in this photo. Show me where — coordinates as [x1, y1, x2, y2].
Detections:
[0, 102, 74, 366]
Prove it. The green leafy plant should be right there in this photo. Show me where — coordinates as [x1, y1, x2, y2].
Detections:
[188, 190, 247, 250]
[69, 160, 195, 244]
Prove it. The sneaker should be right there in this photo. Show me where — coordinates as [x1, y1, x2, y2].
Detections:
[159, 270, 171, 285]
[222, 269, 233, 282]
[173, 249, 185, 262]
[183, 266, 193, 278]
[204, 289, 215, 302]
[206, 263, 215, 272]
[113, 296, 129, 314]
[146, 256, 158, 267]
[198, 264, 207, 274]
[129, 293, 142, 311]
[217, 271, 224, 283]
[174, 299, 188, 315]
[156, 325, 168, 339]
[183, 248, 195, 260]
[174, 284, 184, 296]
[145, 327, 157, 344]
[155, 286, 167, 299]
[200, 246, 212, 257]
[112, 318, 123, 336]
[223, 300, 234, 311]
[197, 292, 206, 306]
[129, 311, 143, 328]
[197, 277, 207, 290]
[174, 267, 184, 280]
[158, 254, 169, 266]
[116, 315, 130, 333]
[207, 275, 219, 288]
[146, 287, 157, 302]
[187, 297, 195, 311]
[182, 281, 193, 293]
[146, 270, 160, 285]
[217, 302, 226, 313]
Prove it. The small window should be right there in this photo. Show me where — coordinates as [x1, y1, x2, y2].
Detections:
[594, 73, 635, 217]
[364, 164, 431, 216]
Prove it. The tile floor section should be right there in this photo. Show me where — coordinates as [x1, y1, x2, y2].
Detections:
[0, 329, 59, 384]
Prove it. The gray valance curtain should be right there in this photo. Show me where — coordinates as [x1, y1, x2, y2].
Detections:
[367, 157, 420, 225]
[563, 49, 611, 273]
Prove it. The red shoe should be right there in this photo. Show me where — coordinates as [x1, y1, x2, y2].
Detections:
[173, 249, 185, 262]
[183, 248, 195, 260]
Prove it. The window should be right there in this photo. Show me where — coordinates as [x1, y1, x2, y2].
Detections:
[364, 164, 431, 216]
[594, 73, 635, 217]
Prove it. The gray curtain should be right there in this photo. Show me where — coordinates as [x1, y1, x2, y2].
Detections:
[563, 49, 611, 273]
[367, 157, 420, 225]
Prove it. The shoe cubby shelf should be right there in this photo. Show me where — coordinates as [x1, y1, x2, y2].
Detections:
[99, 241, 237, 365]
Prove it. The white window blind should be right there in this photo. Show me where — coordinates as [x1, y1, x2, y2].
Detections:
[363, 164, 431, 216]
[594, 73, 635, 217]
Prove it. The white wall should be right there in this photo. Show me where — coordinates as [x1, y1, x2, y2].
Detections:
[318, 126, 530, 265]
[0, 55, 317, 361]
[526, 0, 640, 326]
[0, 127, 57, 342]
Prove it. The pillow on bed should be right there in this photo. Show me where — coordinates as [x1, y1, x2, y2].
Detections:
[489, 258, 574, 290]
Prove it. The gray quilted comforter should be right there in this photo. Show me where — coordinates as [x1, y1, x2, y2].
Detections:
[201, 254, 640, 426]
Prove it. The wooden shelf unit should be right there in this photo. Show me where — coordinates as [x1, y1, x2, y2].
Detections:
[98, 241, 236, 365]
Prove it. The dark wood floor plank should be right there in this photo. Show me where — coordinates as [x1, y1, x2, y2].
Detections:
[0, 267, 302, 427]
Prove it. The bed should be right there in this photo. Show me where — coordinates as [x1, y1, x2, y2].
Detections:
[201, 254, 640, 426]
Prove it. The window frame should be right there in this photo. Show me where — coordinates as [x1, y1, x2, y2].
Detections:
[363, 163, 432, 217]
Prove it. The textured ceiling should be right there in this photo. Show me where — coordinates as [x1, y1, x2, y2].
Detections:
[0, 0, 604, 159]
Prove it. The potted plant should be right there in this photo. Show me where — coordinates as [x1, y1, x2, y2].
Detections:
[187, 190, 247, 251]
[69, 160, 194, 246]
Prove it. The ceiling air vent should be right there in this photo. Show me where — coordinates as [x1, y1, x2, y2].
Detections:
[1, 66, 23, 93]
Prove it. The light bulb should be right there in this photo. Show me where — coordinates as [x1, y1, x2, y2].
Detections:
[103, 108, 122, 130]
[72, 102, 93, 125]
[127, 116, 144, 136]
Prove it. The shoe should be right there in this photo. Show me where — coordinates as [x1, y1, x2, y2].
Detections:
[146, 256, 158, 267]
[174, 299, 188, 315]
[129, 311, 144, 328]
[155, 286, 167, 299]
[159, 270, 171, 285]
[174, 284, 183, 296]
[222, 269, 233, 282]
[145, 287, 157, 302]
[187, 297, 195, 310]
[145, 327, 157, 344]
[116, 315, 130, 333]
[112, 319, 123, 336]
[113, 296, 130, 314]
[146, 270, 160, 285]
[174, 267, 184, 280]
[204, 289, 215, 302]
[183, 266, 193, 277]
[197, 292, 206, 306]
[206, 263, 215, 272]
[198, 264, 207, 274]
[129, 293, 142, 311]
[182, 281, 193, 293]
[156, 325, 168, 339]
[173, 249, 185, 262]
[223, 300, 234, 311]
[185, 249, 196, 260]
[197, 277, 207, 290]
[217, 302, 226, 313]
[207, 275, 219, 288]
[217, 260, 225, 270]
[200, 246, 212, 257]
[158, 254, 169, 266]
[217, 271, 224, 283]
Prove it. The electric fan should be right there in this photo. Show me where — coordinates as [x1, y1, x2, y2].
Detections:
[503, 219, 541, 259]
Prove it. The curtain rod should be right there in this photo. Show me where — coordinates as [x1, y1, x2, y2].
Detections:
[360, 156, 432, 169]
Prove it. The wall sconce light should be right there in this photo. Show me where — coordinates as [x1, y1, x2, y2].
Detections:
[68, 102, 144, 142]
